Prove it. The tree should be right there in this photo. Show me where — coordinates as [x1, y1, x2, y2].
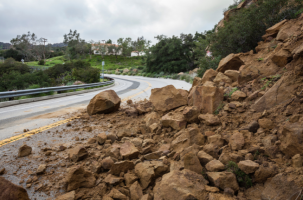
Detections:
[131, 36, 151, 56]
[107, 42, 122, 61]
[93, 41, 107, 60]
[10, 32, 50, 62]
[117, 37, 133, 57]
[63, 30, 87, 59]
[106, 39, 112, 44]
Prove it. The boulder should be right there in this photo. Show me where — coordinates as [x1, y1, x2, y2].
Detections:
[254, 162, 278, 183]
[110, 161, 135, 176]
[153, 169, 209, 200]
[101, 157, 114, 170]
[144, 112, 160, 127]
[238, 160, 259, 174]
[238, 65, 260, 85]
[292, 45, 303, 59]
[197, 150, 214, 165]
[292, 154, 302, 168]
[217, 53, 245, 73]
[68, 145, 88, 162]
[261, 19, 288, 40]
[18, 144, 32, 157]
[261, 173, 301, 200]
[129, 181, 143, 200]
[161, 111, 187, 130]
[135, 161, 168, 189]
[0, 177, 30, 200]
[224, 70, 240, 82]
[55, 191, 75, 200]
[258, 118, 274, 130]
[150, 85, 187, 112]
[183, 152, 203, 174]
[66, 166, 96, 191]
[207, 172, 239, 191]
[183, 106, 200, 123]
[131, 138, 143, 148]
[213, 72, 232, 84]
[229, 131, 244, 150]
[120, 141, 140, 160]
[135, 101, 153, 114]
[205, 160, 225, 172]
[276, 22, 301, 42]
[97, 132, 107, 145]
[124, 172, 139, 187]
[200, 69, 218, 84]
[178, 89, 189, 98]
[279, 123, 303, 157]
[108, 188, 128, 200]
[188, 127, 206, 146]
[87, 90, 120, 115]
[231, 90, 247, 101]
[107, 144, 120, 159]
[198, 114, 221, 126]
[271, 49, 292, 68]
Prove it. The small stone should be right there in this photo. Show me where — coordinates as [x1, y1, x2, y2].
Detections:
[36, 164, 47, 175]
[18, 145, 32, 157]
[97, 133, 107, 145]
[238, 160, 260, 174]
[205, 160, 225, 172]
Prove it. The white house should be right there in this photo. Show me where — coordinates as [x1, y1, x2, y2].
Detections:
[131, 51, 145, 57]
[92, 44, 122, 55]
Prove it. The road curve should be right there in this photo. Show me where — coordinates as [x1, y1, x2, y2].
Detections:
[0, 75, 191, 141]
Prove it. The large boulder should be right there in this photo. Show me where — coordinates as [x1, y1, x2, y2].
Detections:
[207, 172, 239, 191]
[161, 111, 187, 130]
[135, 161, 168, 189]
[66, 166, 96, 191]
[87, 90, 121, 115]
[238, 160, 259, 174]
[200, 69, 218, 84]
[120, 141, 140, 160]
[213, 72, 232, 84]
[217, 53, 245, 73]
[238, 64, 259, 85]
[144, 112, 160, 127]
[135, 101, 153, 114]
[271, 48, 292, 68]
[262, 19, 288, 40]
[110, 161, 135, 176]
[276, 21, 301, 42]
[153, 169, 209, 200]
[183, 106, 200, 123]
[279, 123, 303, 157]
[224, 70, 240, 82]
[183, 152, 203, 174]
[150, 85, 187, 112]
[0, 177, 30, 200]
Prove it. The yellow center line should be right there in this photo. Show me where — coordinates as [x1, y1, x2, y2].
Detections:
[0, 78, 152, 148]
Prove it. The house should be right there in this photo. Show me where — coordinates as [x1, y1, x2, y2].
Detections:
[131, 51, 145, 57]
[91, 43, 122, 55]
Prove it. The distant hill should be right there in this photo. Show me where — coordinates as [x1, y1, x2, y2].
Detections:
[51, 43, 67, 48]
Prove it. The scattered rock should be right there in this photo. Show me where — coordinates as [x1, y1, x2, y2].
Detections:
[216, 53, 245, 73]
[129, 181, 143, 200]
[68, 145, 88, 162]
[18, 144, 32, 157]
[120, 141, 140, 160]
[66, 166, 96, 191]
[161, 111, 187, 130]
[207, 172, 239, 191]
[87, 90, 121, 115]
[224, 70, 240, 82]
[258, 118, 274, 130]
[229, 131, 245, 150]
[183, 152, 203, 174]
[199, 114, 221, 126]
[124, 172, 139, 187]
[36, 164, 47, 175]
[292, 154, 302, 168]
[238, 160, 259, 174]
[197, 150, 214, 165]
[231, 90, 247, 101]
[201, 69, 218, 84]
[213, 72, 232, 84]
[55, 191, 75, 200]
[103, 174, 124, 185]
[0, 168, 5, 175]
[183, 106, 200, 123]
[97, 132, 107, 145]
[205, 160, 225, 172]
[0, 177, 30, 200]
[110, 161, 135, 176]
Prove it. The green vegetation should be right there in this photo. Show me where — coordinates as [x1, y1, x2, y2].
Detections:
[226, 161, 253, 188]
[214, 102, 225, 115]
[260, 74, 281, 90]
[224, 87, 239, 98]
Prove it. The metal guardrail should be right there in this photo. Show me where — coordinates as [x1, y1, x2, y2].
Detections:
[0, 77, 114, 99]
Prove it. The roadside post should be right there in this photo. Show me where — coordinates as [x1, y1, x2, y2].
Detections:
[102, 61, 105, 82]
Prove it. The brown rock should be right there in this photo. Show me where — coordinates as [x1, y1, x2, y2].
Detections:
[97, 132, 107, 145]
[140, 194, 152, 200]
[108, 144, 120, 159]
[183, 152, 203, 174]
[188, 127, 206, 146]
[254, 162, 278, 183]
[108, 188, 128, 200]
[153, 169, 209, 200]
[107, 132, 117, 143]
[161, 111, 187, 130]
[292, 154, 302, 168]
[271, 49, 292, 68]
[201, 69, 218, 84]
[68, 145, 88, 162]
[229, 131, 244, 150]
[125, 107, 138, 116]
[0, 177, 30, 200]
[87, 138, 96, 144]
[66, 166, 96, 191]
[110, 161, 135, 176]
[276, 21, 300, 42]
[178, 89, 189, 98]
[231, 90, 246, 101]
[135, 161, 168, 189]
[197, 150, 214, 165]
[224, 70, 240, 82]
[217, 53, 245, 73]
[36, 164, 47, 175]
[0, 168, 5, 175]
[120, 141, 140, 159]
[135, 101, 153, 114]
[279, 123, 303, 157]
[198, 114, 221, 126]
[150, 85, 187, 112]
[183, 106, 200, 123]
[258, 118, 274, 130]
[104, 174, 124, 185]
[238, 65, 259, 85]
[18, 144, 32, 157]
[262, 19, 287, 40]
[144, 112, 160, 127]
[101, 157, 114, 170]
[55, 191, 75, 200]
[213, 72, 232, 84]
[87, 90, 121, 115]
[205, 160, 225, 172]
[130, 181, 143, 200]
[238, 160, 259, 174]
[208, 193, 234, 200]
[207, 172, 239, 191]
[124, 172, 138, 187]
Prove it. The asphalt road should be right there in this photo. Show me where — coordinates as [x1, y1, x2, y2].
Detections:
[0, 75, 191, 141]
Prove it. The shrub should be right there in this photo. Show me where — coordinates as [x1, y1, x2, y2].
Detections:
[0, 58, 30, 76]
[226, 161, 252, 188]
[38, 60, 45, 65]
[172, 74, 179, 79]
[197, 56, 221, 78]
[72, 67, 100, 83]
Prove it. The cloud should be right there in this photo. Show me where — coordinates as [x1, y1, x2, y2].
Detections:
[0, 0, 234, 44]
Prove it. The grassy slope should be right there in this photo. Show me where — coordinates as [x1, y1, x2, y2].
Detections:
[24, 55, 144, 70]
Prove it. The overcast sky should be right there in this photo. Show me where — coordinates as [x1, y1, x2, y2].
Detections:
[0, 0, 234, 44]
